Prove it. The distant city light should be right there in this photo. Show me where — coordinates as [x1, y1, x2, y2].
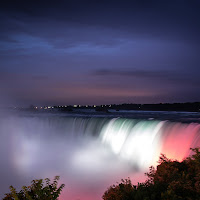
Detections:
[74, 105, 77, 107]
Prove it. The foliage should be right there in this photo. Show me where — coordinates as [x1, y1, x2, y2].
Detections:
[102, 178, 136, 200]
[3, 176, 65, 200]
[102, 148, 200, 200]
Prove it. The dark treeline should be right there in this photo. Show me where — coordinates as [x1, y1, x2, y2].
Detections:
[108, 102, 200, 112]
[14, 102, 200, 112]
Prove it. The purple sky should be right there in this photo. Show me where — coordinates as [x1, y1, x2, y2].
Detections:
[0, 0, 200, 106]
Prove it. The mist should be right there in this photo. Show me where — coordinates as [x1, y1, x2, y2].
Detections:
[0, 111, 199, 200]
[0, 113, 140, 200]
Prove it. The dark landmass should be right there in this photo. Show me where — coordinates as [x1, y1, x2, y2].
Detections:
[108, 102, 200, 112]
[12, 102, 200, 113]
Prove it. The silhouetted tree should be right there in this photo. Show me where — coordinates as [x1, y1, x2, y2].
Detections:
[102, 148, 200, 200]
[102, 178, 136, 200]
[3, 176, 65, 200]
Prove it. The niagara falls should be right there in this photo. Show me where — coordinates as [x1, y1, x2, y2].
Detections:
[0, 109, 199, 199]
[1, 0, 200, 199]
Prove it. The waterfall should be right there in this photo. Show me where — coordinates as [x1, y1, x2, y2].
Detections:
[99, 118, 200, 168]
[0, 114, 199, 200]
[4, 116, 200, 169]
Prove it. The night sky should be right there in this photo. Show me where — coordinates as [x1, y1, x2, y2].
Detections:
[0, 0, 200, 106]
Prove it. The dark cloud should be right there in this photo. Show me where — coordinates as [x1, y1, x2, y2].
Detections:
[94, 69, 173, 78]
[93, 68, 200, 85]
[91, 67, 200, 104]
[1, 0, 200, 41]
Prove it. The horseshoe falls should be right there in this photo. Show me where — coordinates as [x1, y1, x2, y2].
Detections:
[0, 112, 200, 200]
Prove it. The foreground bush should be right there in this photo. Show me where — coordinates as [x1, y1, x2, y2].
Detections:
[3, 176, 65, 200]
[103, 148, 200, 200]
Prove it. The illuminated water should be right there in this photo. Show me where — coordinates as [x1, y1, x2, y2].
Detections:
[0, 110, 200, 200]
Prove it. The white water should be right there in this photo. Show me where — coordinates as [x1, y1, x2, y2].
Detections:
[0, 114, 200, 200]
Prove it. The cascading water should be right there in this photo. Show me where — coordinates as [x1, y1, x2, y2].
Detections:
[99, 118, 200, 168]
[0, 113, 200, 200]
